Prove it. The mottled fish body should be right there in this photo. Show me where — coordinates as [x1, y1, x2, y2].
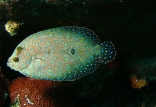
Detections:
[7, 26, 116, 81]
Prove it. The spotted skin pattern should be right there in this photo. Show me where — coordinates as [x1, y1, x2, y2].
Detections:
[7, 26, 116, 81]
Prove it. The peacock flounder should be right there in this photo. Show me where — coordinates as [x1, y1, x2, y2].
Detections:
[7, 26, 116, 81]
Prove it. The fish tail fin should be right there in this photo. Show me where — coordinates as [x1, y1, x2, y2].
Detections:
[100, 41, 116, 64]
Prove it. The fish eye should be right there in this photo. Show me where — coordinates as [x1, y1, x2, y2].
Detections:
[16, 46, 23, 51]
[13, 57, 19, 62]
[71, 48, 75, 55]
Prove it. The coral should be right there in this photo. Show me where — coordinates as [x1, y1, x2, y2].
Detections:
[9, 77, 74, 107]
[0, 66, 10, 107]
[5, 20, 20, 36]
[125, 57, 156, 83]
[130, 75, 147, 89]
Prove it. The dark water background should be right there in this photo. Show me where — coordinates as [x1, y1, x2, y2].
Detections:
[0, 0, 156, 107]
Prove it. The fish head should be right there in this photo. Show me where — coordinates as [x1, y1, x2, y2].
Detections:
[7, 46, 32, 72]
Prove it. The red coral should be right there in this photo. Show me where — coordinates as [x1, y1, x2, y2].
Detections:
[9, 77, 74, 107]
[0, 67, 10, 107]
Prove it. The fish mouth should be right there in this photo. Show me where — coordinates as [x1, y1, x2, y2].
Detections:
[7, 57, 32, 71]
[7, 60, 18, 71]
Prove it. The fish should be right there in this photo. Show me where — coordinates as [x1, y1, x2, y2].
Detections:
[7, 26, 116, 81]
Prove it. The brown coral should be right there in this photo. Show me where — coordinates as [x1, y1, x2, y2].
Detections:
[9, 77, 74, 107]
[130, 75, 147, 89]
